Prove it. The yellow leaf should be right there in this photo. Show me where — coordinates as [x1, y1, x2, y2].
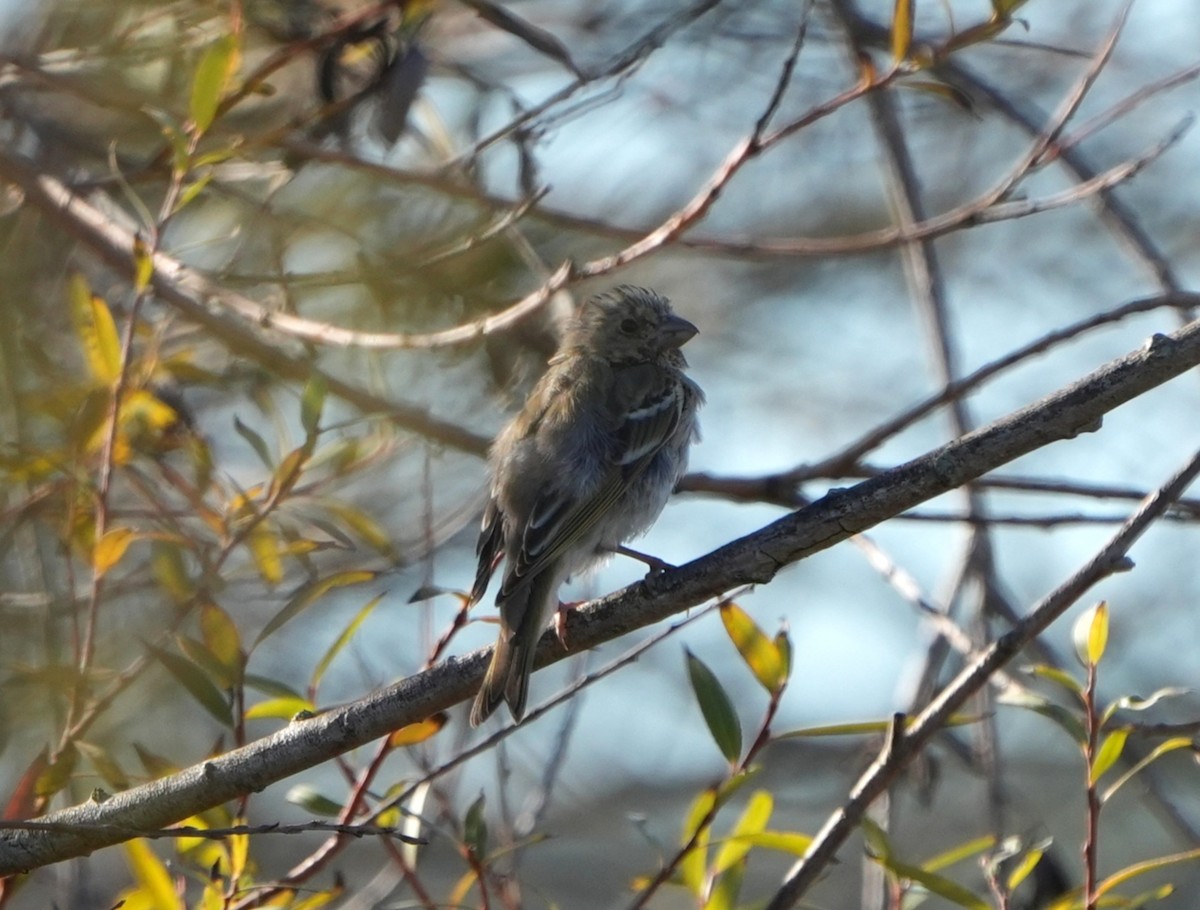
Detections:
[94, 527, 137, 577]
[448, 870, 480, 909]
[247, 524, 284, 587]
[1072, 602, 1109, 667]
[173, 814, 211, 855]
[680, 787, 716, 896]
[1088, 602, 1109, 665]
[720, 603, 787, 693]
[292, 888, 342, 910]
[200, 601, 243, 671]
[245, 697, 316, 721]
[229, 829, 250, 881]
[69, 274, 122, 384]
[388, 713, 448, 747]
[891, 0, 914, 63]
[132, 236, 154, 294]
[713, 791, 772, 874]
[197, 881, 226, 910]
[124, 839, 184, 910]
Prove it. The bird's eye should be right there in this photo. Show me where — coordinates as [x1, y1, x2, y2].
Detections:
[619, 317, 639, 335]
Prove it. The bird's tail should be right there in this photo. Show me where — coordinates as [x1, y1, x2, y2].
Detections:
[469, 576, 552, 726]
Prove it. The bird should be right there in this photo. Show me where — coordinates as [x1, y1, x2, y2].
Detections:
[469, 286, 703, 726]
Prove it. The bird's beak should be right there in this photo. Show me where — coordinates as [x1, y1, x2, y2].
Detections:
[658, 314, 699, 348]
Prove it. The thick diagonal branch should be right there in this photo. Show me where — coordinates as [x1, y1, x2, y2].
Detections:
[2, 318, 1200, 876]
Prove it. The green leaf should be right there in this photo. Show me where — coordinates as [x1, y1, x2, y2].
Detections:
[233, 416, 274, 469]
[174, 174, 213, 214]
[777, 714, 980, 739]
[997, 691, 1086, 745]
[178, 631, 242, 686]
[713, 790, 772, 875]
[253, 570, 377, 648]
[1103, 686, 1191, 726]
[1006, 847, 1045, 893]
[68, 274, 122, 384]
[145, 642, 233, 726]
[992, 0, 1030, 17]
[773, 628, 792, 679]
[860, 816, 892, 862]
[1025, 664, 1085, 703]
[685, 649, 742, 764]
[133, 742, 177, 779]
[151, 540, 192, 602]
[1090, 727, 1129, 782]
[190, 33, 240, 134]
[323, 501, 398, 560]
[286, 783, 343, 817]
[246, 697, 316, 721]
[463, 0, 582, 76]
[463, 792, 488, 859]
[35, 743, 78, 798]
[1102, 736, 1194, 804]
[895, 79, 976, 112]
[311, 593, 386, 694]
[883, 857, 991, 910]
[269, 445, 310, 499]
[300, 374, 326, 440]
[1094, 847, 1200, 901]
[243, 674, 305, 700]
[1073, 602, 1108, 668]
[922, 835, 998, 873]
[712, 766, 763, 812]
[76, 740, 131, 791]
[720, 603, 788, 694]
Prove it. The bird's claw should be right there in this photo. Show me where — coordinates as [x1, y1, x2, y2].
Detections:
[554, 600, 575, 649]
[613, 544, 675, 578]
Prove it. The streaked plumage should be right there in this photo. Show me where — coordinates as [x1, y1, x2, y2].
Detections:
[469, 286, 703, 725]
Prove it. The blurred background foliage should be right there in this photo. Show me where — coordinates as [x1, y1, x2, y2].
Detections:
[1, 0, 1199, 907]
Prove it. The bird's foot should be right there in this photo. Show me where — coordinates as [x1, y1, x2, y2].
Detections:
[612, 544, 675, 578]
[554, 600, 581, 650]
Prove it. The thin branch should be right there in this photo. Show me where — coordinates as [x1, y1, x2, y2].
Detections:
[231, 602, 721, 909]
[0, 819, 423, 843]
[0, 147, 490, 457]
[445, 0, 731, 166]
[677, 291, 1200, 501]
[5, 310, 1200, 874]
[763, 446, 1200, 910]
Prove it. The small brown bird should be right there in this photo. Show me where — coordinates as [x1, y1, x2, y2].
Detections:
[469, 286, 703, 725]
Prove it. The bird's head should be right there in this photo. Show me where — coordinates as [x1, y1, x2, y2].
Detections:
[571, 286, 698, 365]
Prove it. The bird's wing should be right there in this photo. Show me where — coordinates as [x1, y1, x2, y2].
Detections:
[471, 498, 504, 604]
[501, 368, 684, 599]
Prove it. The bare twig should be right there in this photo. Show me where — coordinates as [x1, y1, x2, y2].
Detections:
[762, 447, 1200, 910]
[0, 147, 490, 457]
[0, 819, 423, 843]
[5, 310, 1200, 874]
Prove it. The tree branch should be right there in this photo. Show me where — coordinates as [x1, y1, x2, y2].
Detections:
[3, 311, 1200, 876]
